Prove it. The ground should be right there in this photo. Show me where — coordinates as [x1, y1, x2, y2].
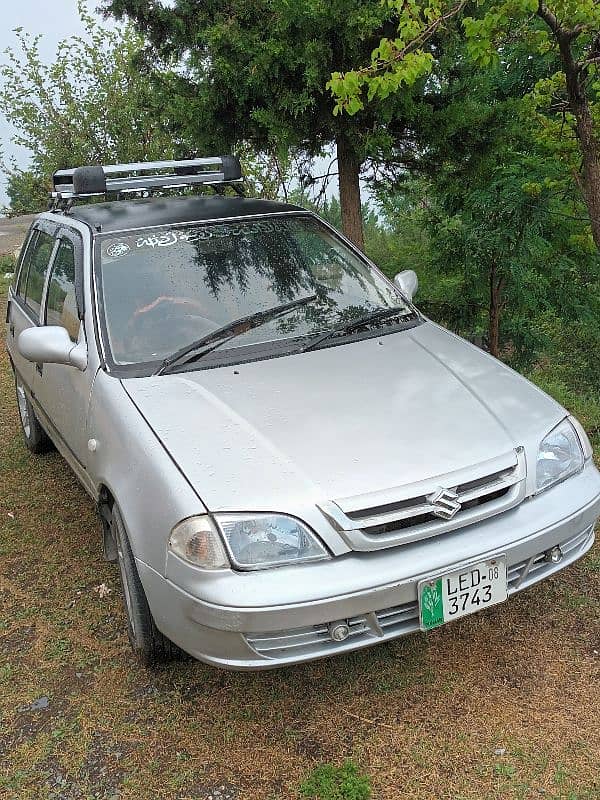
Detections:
[0, 216, 37, 261]
[0, 233, 599, 799]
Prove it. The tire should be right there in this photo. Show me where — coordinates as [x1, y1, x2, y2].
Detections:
[111, 504, 184, 665]
[15, 376, 53, 454]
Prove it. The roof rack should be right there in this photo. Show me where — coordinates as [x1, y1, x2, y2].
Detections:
[50, 156, 244, 210]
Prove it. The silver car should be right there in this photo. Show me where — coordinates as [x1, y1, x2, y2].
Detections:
[6, 157, 600, 669]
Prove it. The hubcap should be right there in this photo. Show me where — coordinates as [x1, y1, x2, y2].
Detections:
[16, 382, 31, 439]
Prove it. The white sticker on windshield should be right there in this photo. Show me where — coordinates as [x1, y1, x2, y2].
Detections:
[102, 219, 286, 262]
[136, 231, 180, 248]
[135, 220, 281, 250]
[105, 241, 131, 258]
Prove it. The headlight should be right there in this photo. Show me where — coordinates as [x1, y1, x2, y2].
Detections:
[214, 513, 329, 570]
[169, 516, 229, 569]
[568, 414, 594, 461]
[536, 418, 585, 493]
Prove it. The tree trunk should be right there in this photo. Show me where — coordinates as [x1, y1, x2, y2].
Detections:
[488, 262, 503, 359]
[550, 19, 600, 248]
[336, 135, 365, 251]
[574, 103, 600, 249]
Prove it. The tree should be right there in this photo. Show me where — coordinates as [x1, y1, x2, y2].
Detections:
[103, 0, 425, 250]
[364, 33, 599, 359]
[2, 169, 48, 217]
[465, 2, 600, 249]
[0, 1, 178, 214]
[327, 0, 600, 249]
[426, 166, 595, 359]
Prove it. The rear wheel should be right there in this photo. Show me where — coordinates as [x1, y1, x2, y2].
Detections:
[15, 377, 52, 454]
[111, 504, 184, 665]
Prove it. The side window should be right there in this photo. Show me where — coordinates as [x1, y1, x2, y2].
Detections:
[15, 230, 39, 297]
[45, 240, 79, 342]
[24, 231, 56, 318]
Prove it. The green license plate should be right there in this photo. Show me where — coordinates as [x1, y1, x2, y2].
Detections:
[418, 557, 508, 631]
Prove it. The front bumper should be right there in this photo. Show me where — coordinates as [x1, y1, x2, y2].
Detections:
[137, 462, 600, 670]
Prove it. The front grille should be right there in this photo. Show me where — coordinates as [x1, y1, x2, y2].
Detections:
[319, 449, 526, 552]
[363, 486, 511, 536]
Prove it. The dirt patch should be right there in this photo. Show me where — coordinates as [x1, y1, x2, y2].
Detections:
[177, 781, 238, 800]
[35, 733, 132, 800]
[0, 694, 71, 758]
[0, 213, 36, 257]
[0, 624, 36, 660]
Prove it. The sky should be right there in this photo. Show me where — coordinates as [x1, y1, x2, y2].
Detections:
[0, 0, 95, 208]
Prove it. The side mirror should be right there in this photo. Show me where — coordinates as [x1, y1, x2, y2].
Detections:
[18, 326, 87, 371]
[394, 270, 418, 301]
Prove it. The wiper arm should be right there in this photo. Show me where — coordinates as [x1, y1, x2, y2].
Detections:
[157, 293, 318, 375]
[301, 305, 413, 353]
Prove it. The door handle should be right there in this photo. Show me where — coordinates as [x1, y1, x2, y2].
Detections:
[36, 363, 43, 376]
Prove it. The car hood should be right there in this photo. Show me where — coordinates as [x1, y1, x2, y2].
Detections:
[122, 321, 565, 512]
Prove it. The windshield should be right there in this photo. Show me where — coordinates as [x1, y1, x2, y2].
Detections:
[96, 214, 411, 367]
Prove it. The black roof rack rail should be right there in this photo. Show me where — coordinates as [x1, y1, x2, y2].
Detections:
[50, 156, 243, 210]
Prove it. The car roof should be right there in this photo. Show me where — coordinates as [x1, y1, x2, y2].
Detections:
[63, 195, 305, 234]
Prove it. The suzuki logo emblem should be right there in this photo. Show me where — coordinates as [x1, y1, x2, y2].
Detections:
[428, 487, 461, 520]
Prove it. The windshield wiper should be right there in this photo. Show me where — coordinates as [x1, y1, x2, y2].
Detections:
[156, 293, 318, 375]
[301, 305, 414, 353]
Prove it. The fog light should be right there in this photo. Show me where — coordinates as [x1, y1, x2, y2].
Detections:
[328, 621, 350, 642]
[546, 545, 563, 564]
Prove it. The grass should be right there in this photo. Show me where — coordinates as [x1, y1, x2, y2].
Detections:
[1, 281, 599, 799]
[300, 761, 371, 799]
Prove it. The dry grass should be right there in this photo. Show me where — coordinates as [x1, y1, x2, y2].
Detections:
[1, 279, 599, 800]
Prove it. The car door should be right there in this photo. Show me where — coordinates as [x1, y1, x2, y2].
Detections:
[31, 226, 93, 475]
[7, 223, 59, 394]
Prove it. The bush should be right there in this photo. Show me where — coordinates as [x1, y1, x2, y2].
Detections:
[0, 253, 17, 276]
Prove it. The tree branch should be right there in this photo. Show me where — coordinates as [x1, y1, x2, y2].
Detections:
[537, 2, 562, 37]
[568, 23, 588, 40]
[391, 0, 468, 63]
[358, 0, 468, 78]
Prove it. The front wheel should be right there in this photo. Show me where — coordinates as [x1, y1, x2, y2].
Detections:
[15, 377, 52, 454]
[111, 504, 184, 665]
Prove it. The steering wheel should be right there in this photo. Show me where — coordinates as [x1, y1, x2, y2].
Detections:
[126, 297, 217, 358]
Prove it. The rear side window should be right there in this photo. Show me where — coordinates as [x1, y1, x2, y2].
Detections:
[15, 230, 39, 297]
[24, 231, 56, 318]
[45, 240, 78, 342]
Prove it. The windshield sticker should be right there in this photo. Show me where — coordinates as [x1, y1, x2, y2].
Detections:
[135, 220, 281, 249]
[136, 231, 185, 248]
[101, 219, 288, 262]
[105, 241, 131, 259]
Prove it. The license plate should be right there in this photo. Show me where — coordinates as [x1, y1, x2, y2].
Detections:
[418, 557, 507, 631]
